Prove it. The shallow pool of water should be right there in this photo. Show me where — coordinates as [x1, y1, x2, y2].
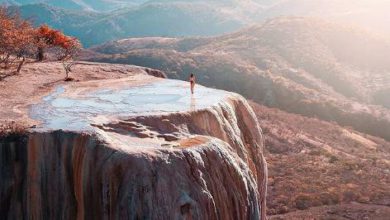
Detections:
[30, 79, 230, 131]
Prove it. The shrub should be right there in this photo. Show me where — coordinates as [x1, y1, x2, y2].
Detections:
[35, 25, 82, 79]
[343, 191, 359, 202]
[294, 194, 316, 210]
[319, 192, 340, 205]
[0, 121, 28, 137]
[329, 155, 339, 163]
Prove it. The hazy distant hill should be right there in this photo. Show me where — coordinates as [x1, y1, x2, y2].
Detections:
[0, 0, 147, 11]
[78, 1, 249, 46]
[260, 0, 390, 37]
[5, 0, 390, 46]
[1, 0, 273, 11]
[12, 4, 99, 38]
[84, 17, 390, 140]
[12, 1, 261, 46]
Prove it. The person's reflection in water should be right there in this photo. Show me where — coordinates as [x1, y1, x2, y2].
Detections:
[190, 94, 196, 111]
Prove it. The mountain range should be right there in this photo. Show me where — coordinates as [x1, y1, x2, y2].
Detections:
[83, 17, 390, 141]
[4, 0, 389, 47]
[11, 1, 263, 46]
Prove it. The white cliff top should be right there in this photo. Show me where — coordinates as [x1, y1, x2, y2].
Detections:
[29, 75, 233, 132]
[1, 62, 255, 151]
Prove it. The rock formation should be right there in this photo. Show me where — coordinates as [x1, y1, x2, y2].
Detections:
[0, 62, 267, 220]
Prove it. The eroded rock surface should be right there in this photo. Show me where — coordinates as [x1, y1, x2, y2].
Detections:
[0, 63, 267, 220]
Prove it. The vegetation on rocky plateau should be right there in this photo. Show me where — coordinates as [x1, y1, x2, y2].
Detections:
[0, 7, 81, 80]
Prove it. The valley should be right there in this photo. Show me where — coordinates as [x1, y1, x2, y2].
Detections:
[1, 1, 389, 219]
[84, 17, 390, 141]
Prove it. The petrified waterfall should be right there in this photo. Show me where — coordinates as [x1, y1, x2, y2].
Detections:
[1, 75, 267, 220]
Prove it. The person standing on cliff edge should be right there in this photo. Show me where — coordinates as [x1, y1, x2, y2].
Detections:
[189, 73, 196, 94]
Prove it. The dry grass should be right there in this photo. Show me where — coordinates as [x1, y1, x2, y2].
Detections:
[249, 102, 390, 215]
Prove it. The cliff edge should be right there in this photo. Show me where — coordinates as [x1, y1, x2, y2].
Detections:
[0, 62, 267, 220]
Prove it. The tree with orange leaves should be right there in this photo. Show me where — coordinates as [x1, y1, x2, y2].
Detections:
[35, 25, 82, 62]
[35, 24, 82, 80]
[0, 7, 82, 80]
[0, 6, 35, 76]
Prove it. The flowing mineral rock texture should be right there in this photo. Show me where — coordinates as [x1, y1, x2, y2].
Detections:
[0, 62, 267, 220]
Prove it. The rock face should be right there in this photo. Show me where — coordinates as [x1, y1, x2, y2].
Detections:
[0, 65, 267, 219]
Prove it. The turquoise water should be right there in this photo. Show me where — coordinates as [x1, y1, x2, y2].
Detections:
[30, 79, 229, 131]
